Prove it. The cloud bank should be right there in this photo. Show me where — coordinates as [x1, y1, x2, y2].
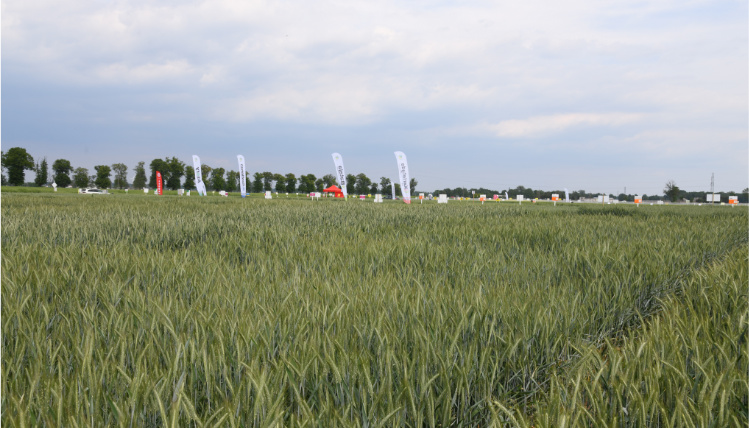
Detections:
[2, 0, 746, 193]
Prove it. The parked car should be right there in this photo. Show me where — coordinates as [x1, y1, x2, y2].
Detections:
[79, 188, 109, 194]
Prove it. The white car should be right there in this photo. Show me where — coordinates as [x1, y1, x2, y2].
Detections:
[79, 188, 109, 194]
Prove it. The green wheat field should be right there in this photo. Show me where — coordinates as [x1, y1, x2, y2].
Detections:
[2, 193, 747, 427]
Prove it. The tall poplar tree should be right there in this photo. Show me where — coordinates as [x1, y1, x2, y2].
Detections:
[183, 166, 195, 190]
[252, 172, 263, 193]
[211, 168, 226, 191]
[111, 163, 128, 189]
[132, 162, 147, 189]
[34, 158, 49, 186]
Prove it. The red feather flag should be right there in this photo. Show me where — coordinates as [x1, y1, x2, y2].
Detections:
[156, 171, 163, 195]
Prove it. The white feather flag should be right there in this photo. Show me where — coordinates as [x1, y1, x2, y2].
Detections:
[394, 151, 411, 204]
[237, 155, 247, 198]
[331, 153, 348, 198]
[192, 155, 206, 196]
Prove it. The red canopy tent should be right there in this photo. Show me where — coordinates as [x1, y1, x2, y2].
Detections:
[323, 185, 344, 198]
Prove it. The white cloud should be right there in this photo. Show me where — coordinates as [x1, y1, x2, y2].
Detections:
[93, 60, 195, 84]
[491, 113, 644, 138]
[620, 128, 748, 157]
[217, 82, 382, 124]
[2, 0, 746, 191]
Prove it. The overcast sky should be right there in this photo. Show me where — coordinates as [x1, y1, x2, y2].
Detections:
[2, 0, 747, 194]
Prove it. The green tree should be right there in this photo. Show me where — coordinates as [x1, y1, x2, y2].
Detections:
[252, 172, 263, 193]
[380, 177, 391, 192]
[346, 174, 357, 195]
[355, 173, 372, 195]
[299, 174, 317, 193]
[262, 172, 273, 191]
[370, 182, 378, 194]
[273, 173, 286, 192]
[94, 165, 112, 189]
[199, 165, 211, 182]
[2, 147, 34, 186]
[165, 157, 185, 190]
[409, 177, 418, 194]
[111, 163, 128, 189]
[34, 158, 49, 186]
[315, 178, 324, 192]
[664, 180, 680, 202]
[200, 165, 212, 190]
[322, 174, 336, 188]
[285, 173, 297, 193]
[132, 162, 147, 189]
[51, 159, 73, 188]
[226, 170, 239, 192]
[509, 185, 534, 200]
[33, 160, 40, 185]
[211, 168, 226, 191]
[149, 159, 169, 189]
[184, 166, 196, 190]
[73, 167, 90, 188]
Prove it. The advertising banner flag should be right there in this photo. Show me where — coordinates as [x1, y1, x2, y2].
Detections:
[564, 188, 569, 203]
[391, 182, 395, 200]
[331, 153, 348, 199]
[192, 155, 206, 196]
[394, 151, 411, 204]
[156, 171, 163, 195]
[505, 191, 509, 200]
[237, 155, 247, 198]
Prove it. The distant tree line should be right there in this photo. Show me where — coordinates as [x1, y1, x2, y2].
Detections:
[434, 185, 610, 200]
[0, 148, 419, 195]
[434, 182, 749, 203]
[2, 147, 746, 202]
